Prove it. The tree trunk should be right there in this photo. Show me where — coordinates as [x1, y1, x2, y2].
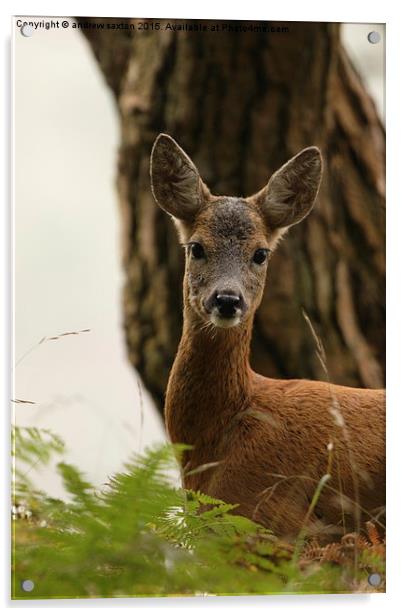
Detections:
[79, 19, 385, 414]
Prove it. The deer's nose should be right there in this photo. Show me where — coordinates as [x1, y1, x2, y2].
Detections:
[215, 293, 241, 318]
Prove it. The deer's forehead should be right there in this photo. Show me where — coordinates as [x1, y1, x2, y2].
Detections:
[195, 198, 265, 243]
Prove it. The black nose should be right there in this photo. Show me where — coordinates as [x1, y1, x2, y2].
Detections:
[215, 293, 241, 318]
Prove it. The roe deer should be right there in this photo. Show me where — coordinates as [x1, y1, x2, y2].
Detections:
[150, 133, 385, 539]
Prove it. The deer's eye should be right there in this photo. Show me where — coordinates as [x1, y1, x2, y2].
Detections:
[190, 242, 205, 260]
[252, 248, 269, 265]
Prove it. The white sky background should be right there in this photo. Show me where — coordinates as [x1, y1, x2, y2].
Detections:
[13, 19, 384, 498]
[13, 20, 167, 497]
[342, 23, 385, 118]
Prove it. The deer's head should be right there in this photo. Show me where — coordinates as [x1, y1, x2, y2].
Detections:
[150, 134, 322, 329]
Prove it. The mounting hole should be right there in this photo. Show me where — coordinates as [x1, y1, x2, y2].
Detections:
[20, 24, 34, 37]
[368, 572, 382, 587]
[21, 579, 34, 592]
[367, 31, 381, 44]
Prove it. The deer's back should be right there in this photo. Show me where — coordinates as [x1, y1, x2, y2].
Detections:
[201, 375, 385, 538]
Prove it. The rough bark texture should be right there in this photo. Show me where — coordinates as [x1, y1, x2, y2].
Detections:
[79, 19, 385, 414]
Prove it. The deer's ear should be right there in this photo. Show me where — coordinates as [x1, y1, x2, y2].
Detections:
[150, 134, 209, 222]
[253, 147, 322, 232]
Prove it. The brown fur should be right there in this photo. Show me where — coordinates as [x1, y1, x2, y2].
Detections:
[150, 134, 385, 540]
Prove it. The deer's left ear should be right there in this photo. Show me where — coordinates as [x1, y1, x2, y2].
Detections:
[150, 133, 210, 223]
[252, 147, 323, 231]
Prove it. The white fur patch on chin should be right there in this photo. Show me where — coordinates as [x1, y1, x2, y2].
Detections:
[210, 314, 241, 329]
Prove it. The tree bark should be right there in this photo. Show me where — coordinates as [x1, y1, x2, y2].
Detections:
[79, 19, 385, 414]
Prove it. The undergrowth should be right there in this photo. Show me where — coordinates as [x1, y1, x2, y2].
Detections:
[11, 426, 385, 599]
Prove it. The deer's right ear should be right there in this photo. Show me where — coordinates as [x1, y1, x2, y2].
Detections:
[253, 146, 323, 234]
[150, 134, 209, 223]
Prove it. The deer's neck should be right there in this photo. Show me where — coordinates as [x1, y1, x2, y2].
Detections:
[165, 302, 253, 452]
